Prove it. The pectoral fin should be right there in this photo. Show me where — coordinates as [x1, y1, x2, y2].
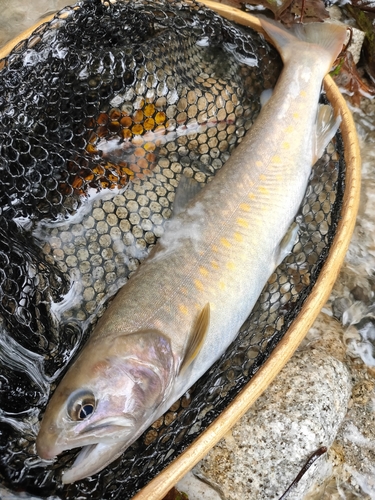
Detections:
[173, 175, 203, 216]
[179, 303, 210, 374]
[273, 221, 299, 269]
[260, 88, 273, 108]
[313, 104, 341, 163]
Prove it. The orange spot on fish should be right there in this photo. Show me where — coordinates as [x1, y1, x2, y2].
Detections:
[219, 280, 226, 290]
[226, 261, 235, 271]
[285, 125, 294, 133]
[179, 304, 189, 315]
[259, 174, 266, 181]
[211, 261, 219, 269]
[248, 193, 256, 201]
[199, 266, 209, 277]
[271, 155, 281, 164]
[258, 186, 269, 195]
[194, 279, 204, 291]
[300, 90, 307, 98]
[212, 245, 218, 253]
[239, 203, 251, 212]
[234, 232, 243, 242]
[220, 238, 232, 248]
[237, 217, 249, 228]
[282, 142, 290, 150]
[293, 112, 299, 119]
[255, 160, 262, 167]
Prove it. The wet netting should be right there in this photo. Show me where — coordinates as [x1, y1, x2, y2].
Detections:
[0, 0, 345, 498]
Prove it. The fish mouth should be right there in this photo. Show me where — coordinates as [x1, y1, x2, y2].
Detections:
[36, 415, 138, 478]
[62, 440, 128, 484]
[59, 414, 158, 483]
[61, 418, 137, 483]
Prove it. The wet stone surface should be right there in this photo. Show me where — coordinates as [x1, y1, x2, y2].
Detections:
[194, 346, 352, 500]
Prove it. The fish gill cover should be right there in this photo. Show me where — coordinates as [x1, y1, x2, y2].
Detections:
[0, 0, 345, 498]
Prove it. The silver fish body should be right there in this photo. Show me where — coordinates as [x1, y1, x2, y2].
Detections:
[36, 17, 347, 483]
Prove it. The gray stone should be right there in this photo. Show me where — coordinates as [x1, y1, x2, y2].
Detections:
[193, 347, 351, 500]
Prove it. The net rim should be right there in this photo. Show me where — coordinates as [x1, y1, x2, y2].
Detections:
[0, 3, 361, 499]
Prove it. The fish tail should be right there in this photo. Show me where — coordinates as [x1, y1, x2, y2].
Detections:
[259, 17, 347, 71]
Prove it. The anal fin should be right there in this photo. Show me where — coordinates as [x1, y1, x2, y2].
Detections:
[179, 303, 210, 374]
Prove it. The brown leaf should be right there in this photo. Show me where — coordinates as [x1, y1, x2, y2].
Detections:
[279, 0, 329, 24]
[211, 0, 247, 9]
[244, 0, 294, 18]
[162, 487, 189, 500]
[346, 6, 375, 82]
[350, 0, 375, 12]
[332, 50, 375, 106]
[241, 0, 328, 22]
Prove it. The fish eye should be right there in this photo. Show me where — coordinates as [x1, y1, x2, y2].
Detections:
[67, 389, 96, 421]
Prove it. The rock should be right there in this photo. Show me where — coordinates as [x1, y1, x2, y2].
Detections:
[0, 0, 69, 48]
[193, 346, 351, 500]
[176, 472, 223, 500]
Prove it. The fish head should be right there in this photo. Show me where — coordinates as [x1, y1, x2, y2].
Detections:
[36, 330, 175, 483]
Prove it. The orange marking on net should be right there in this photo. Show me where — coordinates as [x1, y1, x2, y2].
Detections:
[144, 103, 155, 117]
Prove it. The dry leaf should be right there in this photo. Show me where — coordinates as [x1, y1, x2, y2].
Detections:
[346, 5, 375, 84]
[332, 50, 375, 106]
[279, 0, 329, 24]
[240, 0, 329, 22]
[350, 0, 375, 12]
[244, 0, 294, 18]
[162, 487, 189, 500]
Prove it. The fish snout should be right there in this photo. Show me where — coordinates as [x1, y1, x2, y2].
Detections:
[35, 438, 58, 460]
[36, 423, 62, 460]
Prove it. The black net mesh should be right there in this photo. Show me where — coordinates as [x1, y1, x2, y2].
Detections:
[0, 0, 345, 498]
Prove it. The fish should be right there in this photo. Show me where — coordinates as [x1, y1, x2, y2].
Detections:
[35, 17, 347, 484]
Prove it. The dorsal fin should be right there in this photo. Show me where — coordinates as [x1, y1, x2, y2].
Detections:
[179, 303, 210, 374]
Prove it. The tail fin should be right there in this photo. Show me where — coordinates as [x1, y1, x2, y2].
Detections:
[259, 17, 347, 70]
